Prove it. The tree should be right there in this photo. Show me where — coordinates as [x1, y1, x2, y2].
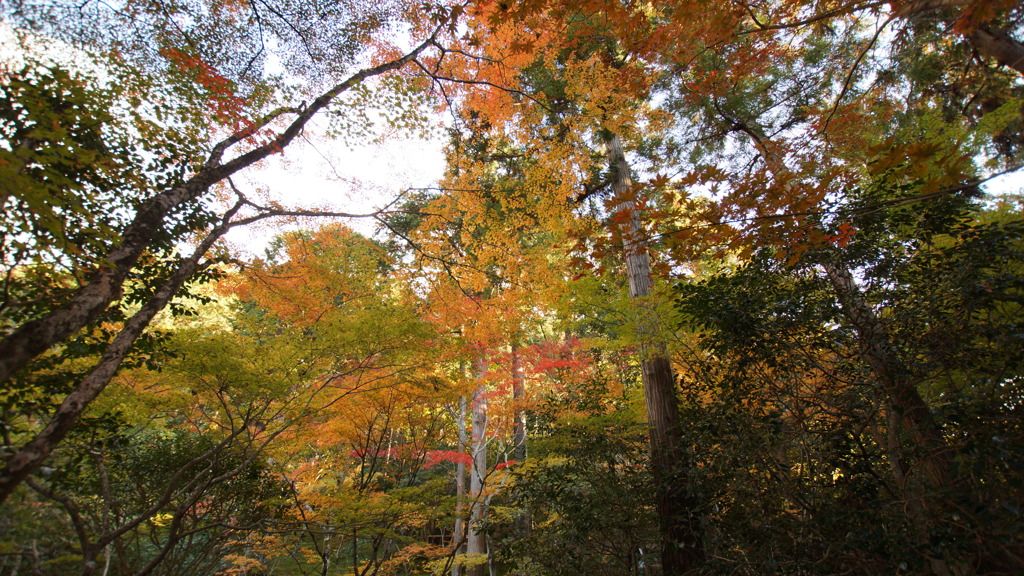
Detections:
[415, 7, 713, 568]
[224, 223, 465, 576]
[495, 387, 658, 576]
[673, 192, 1024, 573]
[0, 4, 459, 503]
[605, 133, 705, 571]
[410, 2, 1024, 573]
[378, 116, 583, 572]
[4, 0, 1023, 573]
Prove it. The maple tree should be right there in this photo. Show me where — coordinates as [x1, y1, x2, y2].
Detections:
[2, 0, 1023, 575]
[418, 8, 710, 570]
[401, 0, 1023, 573]
[0, 1, 462, 504]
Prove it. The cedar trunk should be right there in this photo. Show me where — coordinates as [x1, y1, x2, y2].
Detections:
[606, 134, 704, 574]
[896, 0, 1024, 76]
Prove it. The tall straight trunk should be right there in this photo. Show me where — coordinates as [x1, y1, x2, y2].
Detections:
[510, 343, 530, 540]
[466, 358, 489, 576]
[452, 394, 468, 576]
[511, 343, 527, 463]
[605, 134, 704, 574]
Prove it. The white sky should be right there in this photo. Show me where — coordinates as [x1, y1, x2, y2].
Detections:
[223, 118, 446, 258]
[981, 169, 1024, 197]
[216, 31, 449, 257]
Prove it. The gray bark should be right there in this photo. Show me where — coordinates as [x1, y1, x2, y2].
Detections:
[451, 394, 468, 576]
[511, 343, 527, 463]
[510, 343, 530, 539]
[466, 359, 489, 576]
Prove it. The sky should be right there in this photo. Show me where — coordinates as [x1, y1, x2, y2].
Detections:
[2, 22, 1021, 262]
[223, 118, 446, 258]
[982, 169, 1024, 198]
[215, 28, 450, 257]
[0, 21, 448, 260]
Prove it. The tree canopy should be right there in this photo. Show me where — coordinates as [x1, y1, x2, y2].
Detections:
[1, 1, 1022, 575]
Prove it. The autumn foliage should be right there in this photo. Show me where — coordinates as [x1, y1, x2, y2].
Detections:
[2, 0, 1023, 575]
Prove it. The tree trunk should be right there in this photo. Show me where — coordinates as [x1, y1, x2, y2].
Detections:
[733, 121, 954, 489]
[0, 204, 241, 504]
[734, 115, 958, 568]
[895, 0, 1024, 76]
[820, 261, 951, 489]
[452, 394, 468, 576]
[466, 358, 489, 576]
[0, 35, 445, 504]
[605, 134, 704, 574]
[511, 343, 527, 464]
[970, 26, 1024, 76]
[510, 343, 530, 540]
[822, 259, 963, 575]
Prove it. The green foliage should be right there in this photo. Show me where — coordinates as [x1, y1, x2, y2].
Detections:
[0, 60, 211, 284]
[674, 193, 1024, 574]
[0, 423, 287, 576]
[492, 381, 658, 576]
[677, 256, 899, 574]
[4, 1, 1024, 575]
[0, 57, 218, 430]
